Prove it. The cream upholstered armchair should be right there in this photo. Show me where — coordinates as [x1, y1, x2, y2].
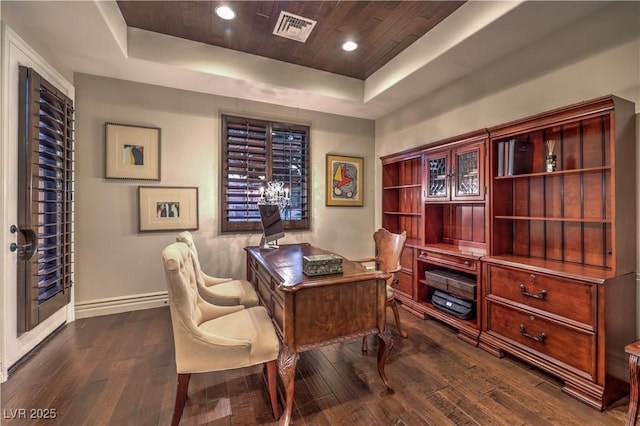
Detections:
[176, 231, 259, 307]
[162, 242, 281, 426]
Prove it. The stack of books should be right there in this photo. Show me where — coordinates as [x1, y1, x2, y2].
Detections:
[497, 139, 533, 176]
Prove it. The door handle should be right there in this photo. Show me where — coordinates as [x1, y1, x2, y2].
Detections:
[10, 225, 37, 260]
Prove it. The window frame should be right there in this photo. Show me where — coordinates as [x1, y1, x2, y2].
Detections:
[220, 114, 311, 233]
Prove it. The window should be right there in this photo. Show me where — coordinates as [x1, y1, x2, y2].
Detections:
[221, 114, 310, 233]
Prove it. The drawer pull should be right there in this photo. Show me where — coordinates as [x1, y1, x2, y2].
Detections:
[519, 324, 546, 343]
[464, 261, 470, 266]
[519, 284, 547, 300]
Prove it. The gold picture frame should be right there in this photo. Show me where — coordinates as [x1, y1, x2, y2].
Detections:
[105, 122, 161, 180]
[326, 154, 364, 207]
[138, 186, 199, 232]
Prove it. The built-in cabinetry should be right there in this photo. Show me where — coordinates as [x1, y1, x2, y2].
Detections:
[382, 131, 490, 344]
[416, 131, 489, 344]
[480, 95, 636, 410]
[381, 151, 424, 303]
[381, 95, 636, 410]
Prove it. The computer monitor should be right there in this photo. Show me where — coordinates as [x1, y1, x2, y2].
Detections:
[258, 204, 285, 249]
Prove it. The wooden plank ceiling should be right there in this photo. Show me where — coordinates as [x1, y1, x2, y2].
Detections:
[116, 1, 465, 80]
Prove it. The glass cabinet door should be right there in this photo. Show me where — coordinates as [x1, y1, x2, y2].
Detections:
[452, 142, 484, 200]
[426, 151, 449, 200]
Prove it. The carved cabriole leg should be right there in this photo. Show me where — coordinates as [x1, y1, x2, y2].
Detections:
[627, 354, 640, 426]
[377, 329, 394, 392]
[171, 373, 191, 426]
[278, 345, 299, 426]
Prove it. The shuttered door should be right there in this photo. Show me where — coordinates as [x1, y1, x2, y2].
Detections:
[17, 66, 74, 333]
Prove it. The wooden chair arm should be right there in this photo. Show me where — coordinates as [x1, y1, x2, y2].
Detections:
[352, 257, 376, 264]
[388, 264, 402, 273]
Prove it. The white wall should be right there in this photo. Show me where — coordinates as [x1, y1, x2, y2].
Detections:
[374, 1, 640, 332]
[73, 74, 376, 316]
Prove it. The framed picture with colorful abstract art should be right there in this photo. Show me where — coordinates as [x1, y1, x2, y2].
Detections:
[104, 122, 161, 180]
[138, 186, 199, 232]
[326, 154, 364, 207]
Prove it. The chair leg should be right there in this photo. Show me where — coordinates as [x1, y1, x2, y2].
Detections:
[361, 335, 369, 353]
[388, 299, 408, 338]
[171, 373, 191, 426]
[266, 360, 281, 420]
[627, 354, 640, 426]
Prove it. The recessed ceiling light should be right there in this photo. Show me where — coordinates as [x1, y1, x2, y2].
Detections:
[342, 41, 358, 52]
[215, 5, 236, 20]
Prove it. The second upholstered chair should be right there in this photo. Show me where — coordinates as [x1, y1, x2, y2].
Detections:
[354, 228, 409, 352]
[162, 242, 280, 426]
[176, 231, 259, 307]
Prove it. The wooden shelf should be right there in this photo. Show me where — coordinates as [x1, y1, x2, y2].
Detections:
[494, 165, 610, 180]
[383, 183, 422, 190]
[483, 254, 614, 281]
[494, 216, 611, 223]
[383, 211, 422, 216]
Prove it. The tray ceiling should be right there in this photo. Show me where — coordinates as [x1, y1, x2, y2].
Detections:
[116, 1, 465, 80]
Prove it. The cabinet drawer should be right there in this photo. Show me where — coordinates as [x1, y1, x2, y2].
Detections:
[393, 270, 412, 297]
[417, 249, 477, 273]
[487, 302, 596, 378]
[486, 265, 596, 327]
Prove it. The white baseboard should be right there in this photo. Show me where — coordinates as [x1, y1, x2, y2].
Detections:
[74, 291, 169, 319]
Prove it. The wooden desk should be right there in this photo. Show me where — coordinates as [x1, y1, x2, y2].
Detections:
[245, 243, 393, 426]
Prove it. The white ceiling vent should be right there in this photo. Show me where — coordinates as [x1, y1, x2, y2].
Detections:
[272, 11, 317, 43]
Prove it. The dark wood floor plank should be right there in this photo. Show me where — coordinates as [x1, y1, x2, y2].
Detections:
[0, 306, 630, 425]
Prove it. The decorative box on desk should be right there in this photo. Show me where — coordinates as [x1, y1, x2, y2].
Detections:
[302, 254, 343, 276]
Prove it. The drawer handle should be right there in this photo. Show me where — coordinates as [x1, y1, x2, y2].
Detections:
[464, 260, 470, 266]
[519, 284, 547, 300]
[519, 324, 546, 343]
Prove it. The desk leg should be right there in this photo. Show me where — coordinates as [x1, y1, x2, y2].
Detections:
[627, 354, 640, 426]
[377, 329, 394, 392]
[278, 345, 299, 426]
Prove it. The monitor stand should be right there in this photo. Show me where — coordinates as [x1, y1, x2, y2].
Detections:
[259, 235, 279, 249]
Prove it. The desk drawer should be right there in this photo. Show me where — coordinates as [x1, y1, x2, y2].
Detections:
[487, 302, 595, 378]
[272, 295, 284, 335]
[273, 280, 284, 304]
[417, 249, 477, 273]
[486, 265, 596, 327]
[256, 274, 273, 307]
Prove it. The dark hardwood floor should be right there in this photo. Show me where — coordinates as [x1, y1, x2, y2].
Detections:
[1, 306, 630, 425]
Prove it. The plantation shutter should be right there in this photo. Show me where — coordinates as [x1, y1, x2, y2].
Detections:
[221, 115, 310, 233]
[16, 66, 74, 332]
[271, 124, 309, 229]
